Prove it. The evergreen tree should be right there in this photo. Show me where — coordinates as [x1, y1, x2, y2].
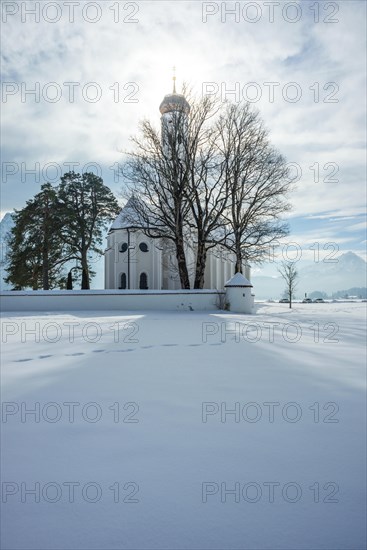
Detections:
[5, 183, 67, 290]
[58, 172, 120, 289]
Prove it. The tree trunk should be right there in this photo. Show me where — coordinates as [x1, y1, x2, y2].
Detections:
[176, 238, 190, 289]
[235, 239, 243, 274]
[42, 198, 50, 290]
[42, 245, 49, 290]
[194, 242, 207, 289]
[81, 249, 90, 289]
[67, 271, 73, 290]
[81, 268, 89, 290]
[32, 266, 38, 290]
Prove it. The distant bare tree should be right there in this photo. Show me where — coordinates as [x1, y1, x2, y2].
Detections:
[278, 261, 298, 308]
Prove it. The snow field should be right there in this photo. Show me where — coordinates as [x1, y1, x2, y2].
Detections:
[1, 302, 366, 549]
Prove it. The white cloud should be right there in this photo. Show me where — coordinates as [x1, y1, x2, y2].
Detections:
[1, 0, 366, 253]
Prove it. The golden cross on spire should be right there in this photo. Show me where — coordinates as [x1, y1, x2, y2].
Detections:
[172, 66, 176, 94]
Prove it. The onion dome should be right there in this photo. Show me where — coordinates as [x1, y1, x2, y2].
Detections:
[159, 94, 190, 115]
[159, 68, 190, 114]
[159, 93, 190, 115]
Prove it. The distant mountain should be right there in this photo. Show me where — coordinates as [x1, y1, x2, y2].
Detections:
[0, 212, 14, 244]
[252, 252, 367, 299]
[299, 251, 366, 279]
[331, 287, 367, 299]
[0, 212, 14, 290]
[298, 252, 366, 295]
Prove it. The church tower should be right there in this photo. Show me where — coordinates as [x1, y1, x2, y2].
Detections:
[159, 69, 190, 158]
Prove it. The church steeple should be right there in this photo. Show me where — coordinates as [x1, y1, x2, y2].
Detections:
[159, 69, 190, 158]
[172, 66, 177, 94]
[159, 69, 190, 115]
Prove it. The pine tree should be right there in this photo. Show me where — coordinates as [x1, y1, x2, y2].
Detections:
[58, 172, 120, 289]
[5, 183, 67, 290]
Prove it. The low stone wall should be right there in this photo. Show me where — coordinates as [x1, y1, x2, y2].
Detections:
[0, 290, 225, 312]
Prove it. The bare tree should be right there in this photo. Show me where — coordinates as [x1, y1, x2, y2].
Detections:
[120, 91, 229, 289]
[120, 109, 192, 288]
[182, 94, 231, 288]
[120, 91, 293, 289]
[218, 102, 292, 273]
[277, 261, 298, 308]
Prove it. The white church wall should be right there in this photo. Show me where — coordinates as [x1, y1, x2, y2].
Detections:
[104, 247, 114, 289]
[106, 226, 252, 291]
[106, 229, 165, 290]
[134, 233, 156, 289]
[0, 290, 224, 312]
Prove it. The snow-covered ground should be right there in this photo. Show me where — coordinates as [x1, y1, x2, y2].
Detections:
[1, 302, 366, 550]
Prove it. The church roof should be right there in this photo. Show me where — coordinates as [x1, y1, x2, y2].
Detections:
[225, 272, 253, 287]
[109, 198, 147, 232]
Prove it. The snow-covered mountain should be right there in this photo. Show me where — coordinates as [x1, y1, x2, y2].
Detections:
[252, 252, 367, 299]
[299, 251, 366, 279]
[298, 251, 366, 295]
[0, 212, 14, 290]
[0, 212, 14, 243]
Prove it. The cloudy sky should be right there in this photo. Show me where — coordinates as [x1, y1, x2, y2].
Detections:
[1, 0, 366, 277]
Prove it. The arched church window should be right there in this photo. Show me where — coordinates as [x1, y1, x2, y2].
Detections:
[139, 242, 149, 252]
[120, 273, 127, 289]
[139, 272, 148, 290]
[120, 242, 128, 253]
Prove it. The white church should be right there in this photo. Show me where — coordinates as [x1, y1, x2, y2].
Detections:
[104, 84, 251, 291]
